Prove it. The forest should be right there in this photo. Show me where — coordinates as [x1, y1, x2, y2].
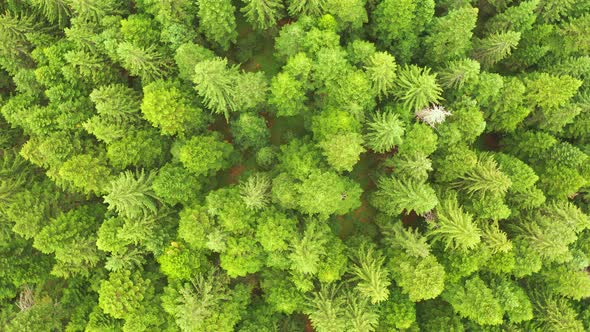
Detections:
[1, 0, 590, 331]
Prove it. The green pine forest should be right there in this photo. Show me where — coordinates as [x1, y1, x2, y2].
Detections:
[2, 0, 590, 331]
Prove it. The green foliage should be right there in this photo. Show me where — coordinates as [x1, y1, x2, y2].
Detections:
[57, 154, 112, 195]
[394, 65, 443, 111]
[319, 132, 365, 172]
[220, 236, 265, 277]
[142, 80, 204, 137]
[365, 51, 397, 98]
[99, 270, 153, 319]
[524, 73, 582, 109]
[151, 162, 202, 206]
[364, 111, 405, 153]
[239, 173, 271, 210]
[177, 134, 234, 176]
[242, 0, 284, 31]
[269, 72, 308, 117]
[371, 0, 434, 62]
[193, 58, 239, 119]
[391, 254, 446, 302]
[428, 194, 481, 251]
[376, 286, 416, 330]
[443, 276, 504, 326]
[349, 244, 391, 304]
[372, 176, 438, 216]
[423, 7, 478, 65]
[325, 0, 368, 31]
[231, 113, 270, 150]
[472, 31, 521, 68]
[198, 0, 237, 50]
[3, 1, 590, 330]
[103, 171, 160, 219]
[116, 42, 169, 82]
[291, 170, 362, 217]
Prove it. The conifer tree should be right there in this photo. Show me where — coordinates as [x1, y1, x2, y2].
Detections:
[241, 0, 284, 31]
[428, 194, 481, 251]
[364, 51, 397, 98]
[305, 284, 348, 332]
[116, 42, 170, 82]
[422, 6, 478, 65]
[394, 65, 443, 111]
[364, 111, 405, 153]
[239, 173, 271, 211]
[319, 132, 365, 172]
[453, 153, 512, 199]
[103, 171, 160, 219]
[472, 31, 521, 68]
[372, 176, 438, 216]
[287, 0, 327, 16]
[198, 0, 237, 50]
[193, 58, 239, 119]
[349, 244, 391, 304]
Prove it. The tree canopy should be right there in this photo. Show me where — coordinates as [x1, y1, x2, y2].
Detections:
[1, 1, 590, 331]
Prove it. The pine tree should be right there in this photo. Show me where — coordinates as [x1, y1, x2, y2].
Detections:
[542, 265, 590, 300]
[30, 0, 71, 27]
[394, 65, 443, 111]
[472, 31, 521, 68]
[241, 0, 284, 31]
[422, 6, 478, 65]
[198, 0, 237, 50]
[371, 176, 438, 216]
[453, 153, 512, 199]
[349, 244, 391, 304]
[509, 215, 577, 264]
[289, 220, 329, 276]
[90, 84, 141, 121]
[386, 152, 432, 182]
[287, 0, 327, 16]
[305, 284, 348, 332]
[438, 58, 480, 89]
[415, 104, 452, 128]
[116, 42, 170, 82]
[480, 221, 513, 253]
[103, 171, 160, 219]
[428, 194, 481, 251]
[528, 292, 585, 331]
[364, 51, 397, 98]
[239, 173, 271, 210]
[0, 11, 37, 72]
[379, 220, 431, 258]
[364, 111, 405, 153]
[193, 58, 239, 120]
[343, 289, 379, 332]
[68, 0, 122, 22]
[484, 0, 539, 34]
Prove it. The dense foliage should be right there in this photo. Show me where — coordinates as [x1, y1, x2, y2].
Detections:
[1, 0, 590, 331]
